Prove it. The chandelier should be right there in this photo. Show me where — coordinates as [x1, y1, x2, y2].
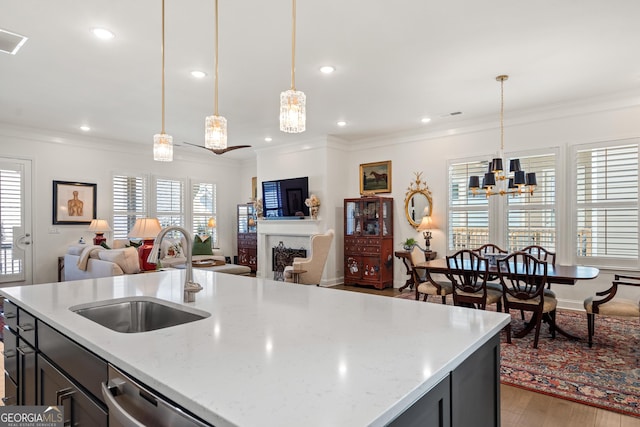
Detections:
[279, 0, 306, 133]
[468, 75, 536, 197]
[205, 0, 228, 150]
[153, 0, 173, 162]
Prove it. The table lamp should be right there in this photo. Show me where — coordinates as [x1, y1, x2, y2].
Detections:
[416, 215, 433, 252]
[128, 218, 162, 271]
[88, 219, 112, 246]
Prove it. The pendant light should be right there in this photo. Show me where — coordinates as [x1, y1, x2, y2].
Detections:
[204, 0, 227, 150]
[279, 0, 306, 133]
[468, 75, 536, 197]
[153, 0, 173, 162]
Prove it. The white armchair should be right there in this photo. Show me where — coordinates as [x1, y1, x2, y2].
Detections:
[284, 229, 334, 285]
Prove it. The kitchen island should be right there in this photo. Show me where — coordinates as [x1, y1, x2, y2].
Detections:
[1, 269, 510, 426]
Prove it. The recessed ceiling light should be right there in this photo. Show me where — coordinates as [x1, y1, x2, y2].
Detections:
[421, 117, 432, 123]
[92, 28, 115, 40]
[320, 65, 335, 74]
[264, 137, 273, 142]
[190, 70, 206, 79]
[337, 121, 347, 127]
[80, 125, 91, 132]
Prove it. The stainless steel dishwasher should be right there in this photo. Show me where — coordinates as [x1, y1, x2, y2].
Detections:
[102, 365, 210, 427]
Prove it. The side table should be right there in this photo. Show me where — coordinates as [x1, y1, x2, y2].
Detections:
[289, 269, 307, 284]
[394, 250, 437, 291]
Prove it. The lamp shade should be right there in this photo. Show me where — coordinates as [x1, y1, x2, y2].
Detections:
[208, 217, 217, 228]
[416, 215, 432, 231]
[468, 175, 480, 189]
[128, 218, 162, 239]
[88, 219, 112, 233]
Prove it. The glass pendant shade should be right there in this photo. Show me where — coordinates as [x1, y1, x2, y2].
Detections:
[205, 115, 227, 149]
[153, 133, 173, 162]
[280, 89, 306, 133]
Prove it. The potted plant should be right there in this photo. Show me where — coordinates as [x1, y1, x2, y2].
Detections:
[401, 237, 417, 251]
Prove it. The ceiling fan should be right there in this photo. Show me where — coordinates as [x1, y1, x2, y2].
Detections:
[183, 141, 251, 155]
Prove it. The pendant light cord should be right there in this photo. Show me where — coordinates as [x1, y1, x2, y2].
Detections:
[161, 0, 166, 134]
[291, 0, 296, 90]
[500, 77, 504, 152]
[214, 0, 219, 116]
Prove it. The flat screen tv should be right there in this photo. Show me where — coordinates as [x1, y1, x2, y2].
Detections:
[262, 176, 309, 218]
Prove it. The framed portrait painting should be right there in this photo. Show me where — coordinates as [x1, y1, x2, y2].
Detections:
[53, 181, 97, 224]
[360, 160, 392, 194]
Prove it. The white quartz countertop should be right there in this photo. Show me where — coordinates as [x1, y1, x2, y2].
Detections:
[0, 270, 510, 427]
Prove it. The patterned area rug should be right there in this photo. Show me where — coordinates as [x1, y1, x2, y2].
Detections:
[395, 292, 640, 417]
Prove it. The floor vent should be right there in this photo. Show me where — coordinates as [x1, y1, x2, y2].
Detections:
[0, 29, 28, 55]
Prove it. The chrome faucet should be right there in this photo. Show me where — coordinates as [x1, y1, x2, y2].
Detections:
[147, 226, 203, 303]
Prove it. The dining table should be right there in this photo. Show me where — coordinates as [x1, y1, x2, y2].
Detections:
[415, 257, 600, 341]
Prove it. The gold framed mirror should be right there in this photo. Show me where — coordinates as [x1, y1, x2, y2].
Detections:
[404, 172, 433, 229]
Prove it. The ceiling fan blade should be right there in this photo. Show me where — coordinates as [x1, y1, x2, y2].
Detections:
[183, 142, 251, 155]
[212, 145, 252, 155]
[182, 142, 212, 152]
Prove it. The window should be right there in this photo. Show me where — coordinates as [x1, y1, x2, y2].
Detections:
[192, 182, 216, 246]
[113, 174, 147, 239]
[155, 178, 184, 228]
[449, 152, 556, 253]
[506, 153, 556, 252]
[575, 141, 638, 262]
[448, 160, 490, 250]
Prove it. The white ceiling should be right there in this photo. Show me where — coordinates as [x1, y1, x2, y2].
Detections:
[2, 0, 640, 159]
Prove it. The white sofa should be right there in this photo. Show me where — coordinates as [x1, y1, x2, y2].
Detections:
[62, 238, 247, 281]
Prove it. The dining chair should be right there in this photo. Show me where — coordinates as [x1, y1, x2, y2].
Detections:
[410, 246, 453, 303]
[472, 243, 507, 290]
[583, 274, 640, 347]
[445, 249, 502, 311]
[497, 252, 558, 349]
[520, 245, 557, 318]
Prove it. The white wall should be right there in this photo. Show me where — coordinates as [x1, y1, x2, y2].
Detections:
[0, 124, 246, 285]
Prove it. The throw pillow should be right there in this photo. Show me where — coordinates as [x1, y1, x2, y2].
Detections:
[100, 241, 111, 250]
[192, 235, 214, 256]
[164, 240, 184, 258]
[98, 247, 141, 274]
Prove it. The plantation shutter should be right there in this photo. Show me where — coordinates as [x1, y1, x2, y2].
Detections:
[576, 142, 639, 260]
[0, 168, 23, 277]
[156, 178, 184, 228]
[448, 160, 490, 250]
[113, 174, 147, 239]
[192, 182, 216, 246]
[506, 153, 556, 252]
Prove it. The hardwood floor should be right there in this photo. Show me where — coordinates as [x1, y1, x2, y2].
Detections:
[330, 284, 640, 427]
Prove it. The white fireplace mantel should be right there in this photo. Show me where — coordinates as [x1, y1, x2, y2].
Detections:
[256, 219, 322, 279]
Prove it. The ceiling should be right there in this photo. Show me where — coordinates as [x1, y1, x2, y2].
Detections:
[2, 0, 640, 160]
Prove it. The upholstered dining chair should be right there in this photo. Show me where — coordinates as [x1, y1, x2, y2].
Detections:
[410, 246, 452, 303]
[283, 229, 334, 285]
[445, 249, 502, 311]
[472, 243, 507, 290]
[583, 274, 640, 348]
[473, 243, 507, 256]
[497, 252, 557, 349]
[520, 245, 557, 318]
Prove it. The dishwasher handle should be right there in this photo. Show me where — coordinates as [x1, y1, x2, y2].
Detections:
[101, 381, 146, 427]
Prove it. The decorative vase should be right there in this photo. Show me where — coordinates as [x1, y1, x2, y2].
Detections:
[403, 244, 414, 251]
[311, 206, 319, 220]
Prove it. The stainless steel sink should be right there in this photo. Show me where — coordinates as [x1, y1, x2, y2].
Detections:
[70, 297, 210, 333]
